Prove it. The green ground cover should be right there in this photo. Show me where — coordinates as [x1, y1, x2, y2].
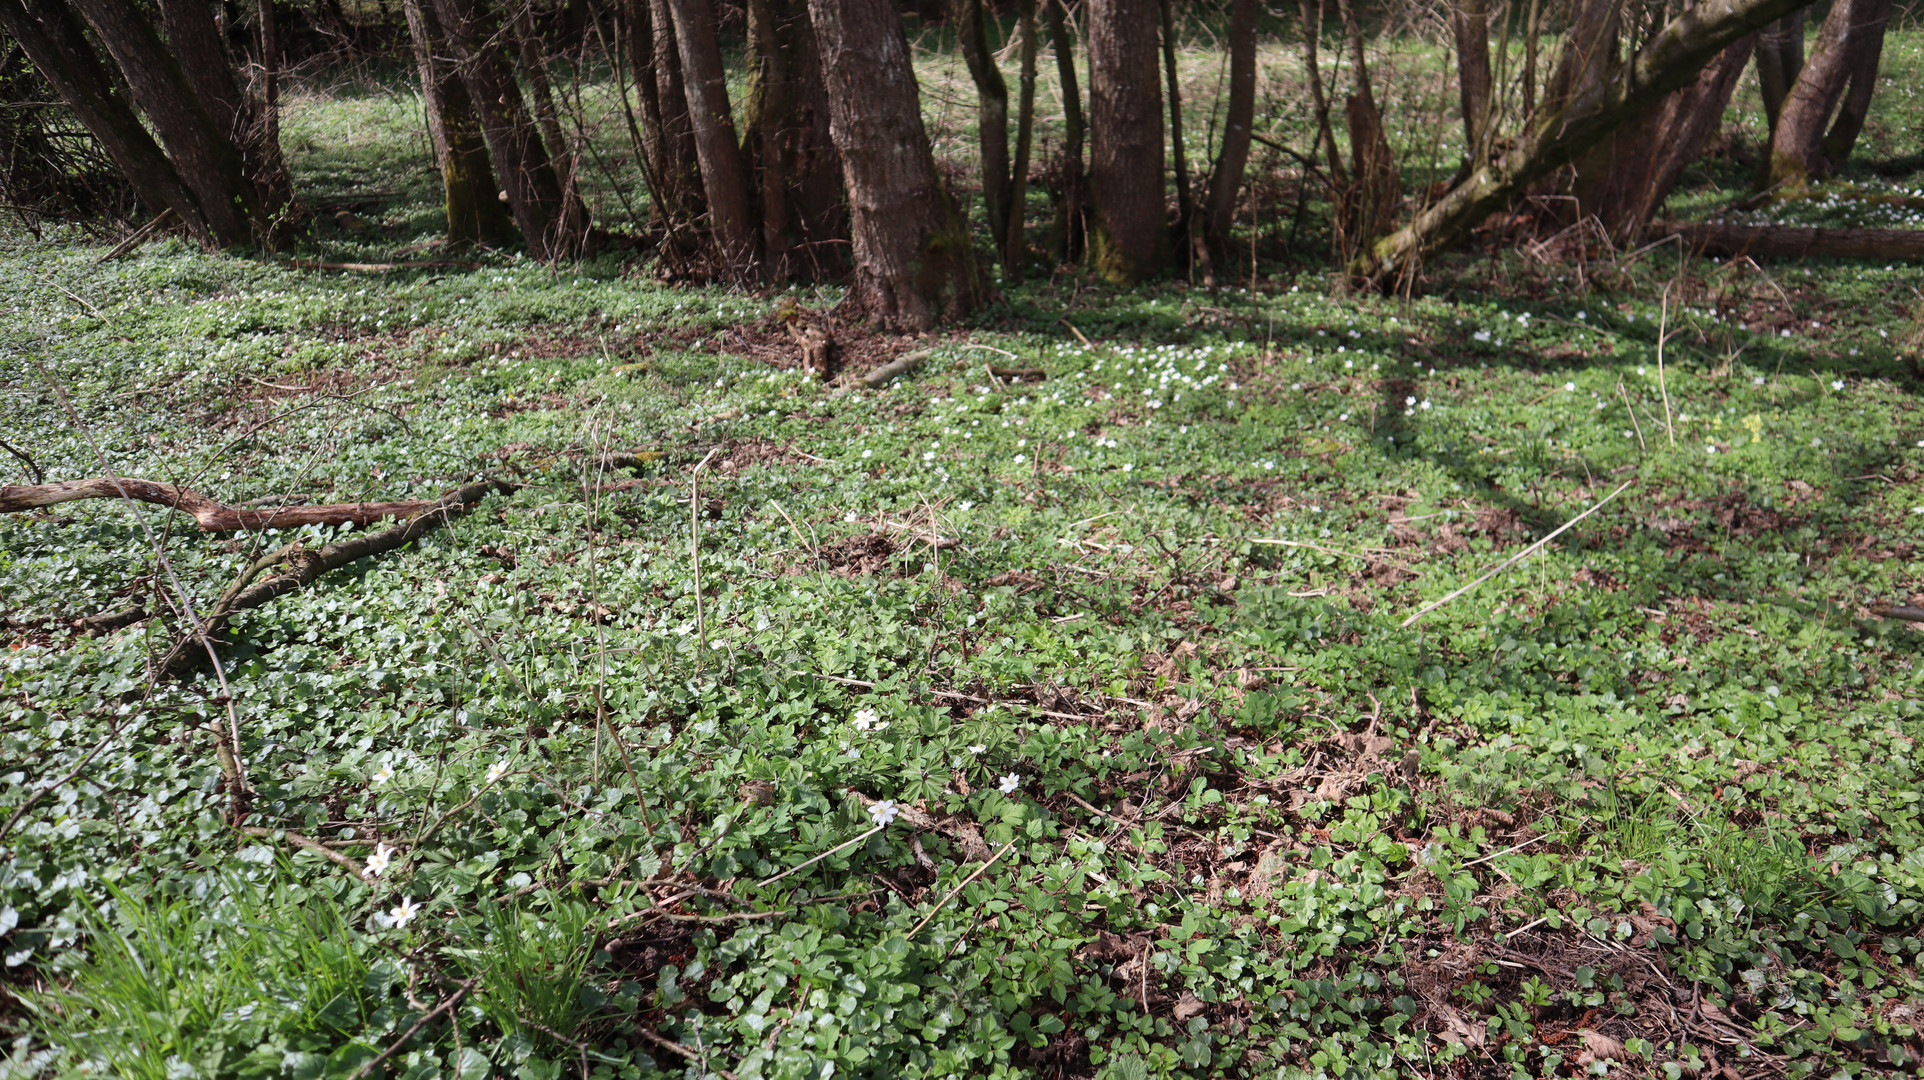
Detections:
[5, 20, 1924, 1080]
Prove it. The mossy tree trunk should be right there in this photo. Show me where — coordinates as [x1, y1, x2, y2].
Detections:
[402, 0, 515, 246]
[1086, 0, 1164, 284]
[1766, 0, 1892, 193]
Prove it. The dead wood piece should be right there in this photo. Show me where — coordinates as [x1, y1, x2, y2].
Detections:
[1657, 221, 1924, 261]
[0, 477, 463, 532]
[786, 322, 835, 378]
[831, 350, 934, 398]
[96, 208, 177, 263]
[238, 825, 372, 879]
[161, 480, 508, 674]
[598, 450, 667, 472]
[1871, 604, 1924, 623]
[989, 366, 1046, 382]
[284, 259, 484, 272]
[74, 606, 147, 634]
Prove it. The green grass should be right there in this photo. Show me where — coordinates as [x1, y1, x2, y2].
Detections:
[5, 19, 1924, 1080]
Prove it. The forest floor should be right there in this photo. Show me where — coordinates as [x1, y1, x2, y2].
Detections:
[6, 26, 1924, 1080]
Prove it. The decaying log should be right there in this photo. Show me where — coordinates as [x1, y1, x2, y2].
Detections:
[1656, 221, 1924, 261]
[1, 477, 466, 531]
[161, 479, 508, 674]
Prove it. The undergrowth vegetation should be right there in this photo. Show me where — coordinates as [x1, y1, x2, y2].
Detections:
[5, 22, 1924, 1080]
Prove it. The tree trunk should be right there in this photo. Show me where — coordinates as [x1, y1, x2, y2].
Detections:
[0, 0, 209, 241]
[808, 0, 981, 329]
[1363, 0, 1823, 282]
[1451, 0, 1492, 165]
[666, 0, 758, 275]
[1767, 0, 1891, 192]
[1004, 0, 1037, 277]
[746, 0, 844, 277]
[1819, 8, 1888, 168]
[157, 0, 288, 215]
[1754, 11, 1803, 132]
[631, 0, 704, 233]
[402, 0, 514, 245]
[1659, 219, 1924, 260]
[746, 0, 794, 272]
[67, 0, 265, 246]
[509, 1, 578, 197]
[1158, 0, 1190, 244]
[955, 0, 1010, 272]
[432, 0, 578, 260]
[1203, 0, 1256, 251]
[1569, 33, 1755, 239]
[1044, 0, 1085, 262]
[1086, 0, 1164, 283]
[1338, 0, 1397, 265]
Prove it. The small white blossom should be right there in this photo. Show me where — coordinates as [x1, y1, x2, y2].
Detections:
[1831, 380, 1845, 390]
[968, 744, 987, 754]
[998, 773, 1020, 795]
[868, 800, 899, 827]
[485, 759, 510, 785]
[852, 707, 881, 731]
[1564, 382, 1576, 392]
[389, 897, 422, 929]
[370, 762, 395, 787]
[365, 842, 395, 878]
[844, 510, 859, 522]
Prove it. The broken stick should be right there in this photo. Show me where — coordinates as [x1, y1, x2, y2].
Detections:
[1, 477, 469, 531]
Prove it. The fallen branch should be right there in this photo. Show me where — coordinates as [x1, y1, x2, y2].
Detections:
[1401, 480, 1634, 628]
[1657, 221, 1924, 261]
[96, 208, 176, 263]
[634, 1030, 740, 1080]
[832, 350, 932, 397]
[74, 606, 147, 634]
[1871, 604, 1924, 623]
[907, 840, 1017, 939]
[0, 437, 43, 483]
[237, 825, 373, 880]
[1, 477, 470, 532]
[346, 978, 479, 1080]
[161, 480, 508, 674]
[283, 259, 483, 272]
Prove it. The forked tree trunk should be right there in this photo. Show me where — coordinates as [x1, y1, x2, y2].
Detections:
[1202, 0, 1256, 251]
[1338, 0, 1398, 265]
[1767, 0, 1891, 192]
[1451, 0, 1492, 165]
[627, 0, 704, 233]
[1362, 0, 1822, 283]
[1754, 11, 1803, 132]
[1086, 0, 1164, 283]
[432, 0, 580, 260]
[1044, 0, 1086, 262]
[745, 0, 844, 277]
[666, 0, 758, 275]
[1819, 10, 1888, 168]
[0, 0, 209, 240]
[402, 0, 515, 245]
[67, 0, 265, 246]
[1570, 33, 1756, 238]
[955, 0, 1011, 271]
[808, 0, 981, 329]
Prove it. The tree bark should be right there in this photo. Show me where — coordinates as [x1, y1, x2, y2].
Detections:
[67, 0, 265, 246]
[1659, 219, 1924, 260]
[1086, 0, 1164, 283]
[808, 0, 981, 329]
[1819, 8, 1888, 168]
[666, 0, 758, 275]
[1570, 33, 1756, 239]
[402, 0, 515, 245]
[955, 0, 1011, 271]
[744, 0, 844, 277]
[1363, 0, 1823, 283]
[432, 0, 578, 260]
[1044, 0, 1085, 262]
[1754, 11, 1803, 132]
[1767, 0, 1891, 192]
[1004, 0, 1037, 278]
[156, 0, 289, 219]
[1203, 0, 1256, 251]
[0, 0, 208, 241]
[1338, 0, 1397, 264]
[1451, 0, 1492, 165]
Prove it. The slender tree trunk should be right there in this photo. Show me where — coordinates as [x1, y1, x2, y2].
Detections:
[432, 0, 576, 259]
[509, 2, 577, 194]
[0, 0, 209, 240]
[746, 0, 794, 273]
[1158, 0, 1190, 241]
[1004, 0, 1037, 277]
[67, 0, 264, 246]
[1364, 0, 1822, 282]
[403, 0, 514, 245]
[666, 0, 757, 274]
[1451, 0, 1492, 165]
[1044, 0, 1085, 261]
[1204, 0, 1255, 250]
[1754, 11, 1803, 132]
[1086, 0, 1164, 283]
[1298, 0, 1348, 205]
[955, 0, 1011, 273]
[758, 0, 844, 275]
[808, 0, 981, 329]
[1768, 0, 1891, 191]
[1571, 32, 1756, 238]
